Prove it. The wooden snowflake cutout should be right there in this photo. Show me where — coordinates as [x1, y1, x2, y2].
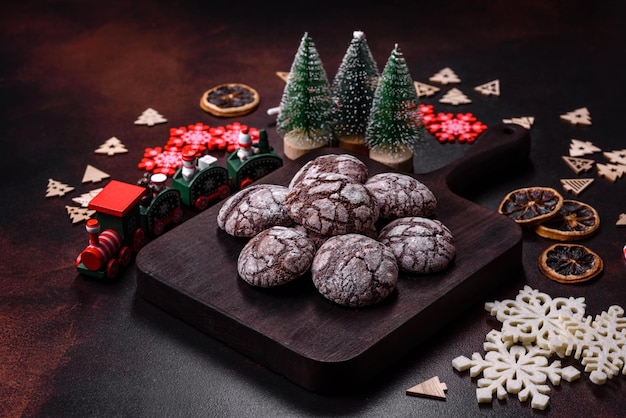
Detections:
[414, 81, 440, 98]
[569, 139, 601, 157]
[134, 107, 167, 126]
[82, 164, 110, 183]
[65, 205, 95, 224]
[552, 306, 626, 385]
[406, 376, 447, 400]
[597, 162, 626, 182]
[452, 329, 574, 410]
[502, 116, 534, 130]
[560, 107, 592, 126]
[95, 137, 128, 156]
[429, 67, 461, 84]
[474, 79, 500, 96]
[560, 178, 594, 196]
[562, 155, 595, 174]
[45, 178, 75, 197]
[439, 88, 471, 105]
[485, 285, 586, 349]
[71, 188, 103, 207]
[603, 149, 626, 165]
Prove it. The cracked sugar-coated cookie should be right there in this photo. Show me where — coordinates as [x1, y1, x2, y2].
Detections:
[365, 172, 437, 219]
[285, 172, 379, 236]
[312, 234, 398, 307]
[378, 217, 455, 274]
[238, 226, 316, 287]
[217, 184, 293, 237]
[289, 154, 368, 189]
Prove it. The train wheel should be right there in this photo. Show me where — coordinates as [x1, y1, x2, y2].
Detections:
[172, 207, 184, 223]
[106, 259, 120, 279]
[119, 246, 132, 266]
[195, 196, 209, 211]
[239, 178, 253, 189]
[131, 228, 146, 252]
[218, 184, 231, 199]
[152, 220, 165, 236]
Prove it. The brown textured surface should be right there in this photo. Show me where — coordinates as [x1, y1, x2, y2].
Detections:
[3, 1, 626, 416]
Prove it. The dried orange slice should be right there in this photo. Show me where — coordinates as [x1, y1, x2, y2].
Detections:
[535, 200, 600, 241]
[497, 186, 564, 226]
[200, 83, 260, 117]
[538, 243, 603, 283]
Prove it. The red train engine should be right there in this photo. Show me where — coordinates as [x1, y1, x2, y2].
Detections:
[76, 180, 147, 279]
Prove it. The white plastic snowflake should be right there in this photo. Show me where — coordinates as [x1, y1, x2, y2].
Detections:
[452, 329, 576, 410]
[485, 285, 586, 349]
[552, 305, 626, 384]
[453, 286, 626, 411]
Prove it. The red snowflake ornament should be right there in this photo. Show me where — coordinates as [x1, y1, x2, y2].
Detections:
[419, 104, 487, 143]
[138, 122, 260, 175]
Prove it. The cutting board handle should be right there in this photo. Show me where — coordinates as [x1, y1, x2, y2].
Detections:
[441, 123, 531, 196]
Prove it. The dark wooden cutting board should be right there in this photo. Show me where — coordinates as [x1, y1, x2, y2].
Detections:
[135, 123, 530, 394]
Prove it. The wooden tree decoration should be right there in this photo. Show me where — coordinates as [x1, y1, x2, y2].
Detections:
[365, 44, 424, 171]
[134, 108, 167, 126]
[331, 30, 380, 155]
[277, 32, 337, 160]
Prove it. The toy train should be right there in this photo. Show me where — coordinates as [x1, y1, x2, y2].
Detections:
[76, 129, 282, 279]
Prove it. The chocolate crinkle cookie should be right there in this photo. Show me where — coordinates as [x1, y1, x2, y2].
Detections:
[312, 234, 398, 307]
[285, 172, 379, 236]
[217, 184, 293, 237]
[289, 154, 368, 189]
[378, 217, 455, 274]
[237, 226, 316, 287]
[365, 172, 437, 219]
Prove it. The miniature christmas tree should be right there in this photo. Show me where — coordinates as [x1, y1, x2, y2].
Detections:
[331, 30, 380, 155]
[277, 32, 337, 160]
[365, 44, 424, 171]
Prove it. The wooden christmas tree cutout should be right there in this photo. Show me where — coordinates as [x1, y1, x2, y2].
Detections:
[502, 116, 534, 130]
[82, 164, 110, 183]
[45, 178, 74, 197]
[95, 137, 128, 156]
[72, 188, 103, 207]
[439, 88, 471, 105]
[134, 107, 167, 126]
[406, 376, 447, 400]
[562, 155, 595, 174]
[65, 205, 95, 224]
[429, 67, 461, 85]
[603, 149, 626, 165]
[560, 107, 592, 125]
[414, 81, 440, 97]
[276, 71, 289, 83]
[474, 79, 500, 96]
[597, 162, 625, 182]
[569, 139, 601, 157]
[616, 213, 626, 227]
[561, 178, 594, 195]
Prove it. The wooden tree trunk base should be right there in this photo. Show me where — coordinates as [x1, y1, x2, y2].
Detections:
[283, 132, 327, 160]
[338, 135, 369, 156]
[369, 145, 414, 172]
